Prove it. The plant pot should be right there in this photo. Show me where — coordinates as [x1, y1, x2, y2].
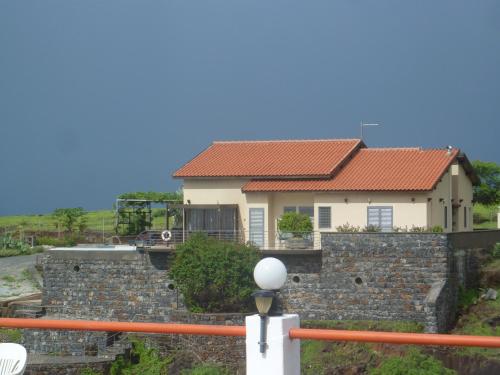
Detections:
[285, 237, 310, 250]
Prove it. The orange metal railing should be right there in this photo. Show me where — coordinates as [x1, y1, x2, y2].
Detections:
[2, 318, 500, 348]
[0, 318, 245, 337]
[289, 328, 500, 348]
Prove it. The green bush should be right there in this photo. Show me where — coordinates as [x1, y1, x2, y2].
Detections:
[493, 243, 500, 258]
[278, 212, 313, 237]
[110, 337, 171, 375]
[457, 286, 480, 311]
[409, 226, 427, 233]
[370, 348, 455, 375]
[363, 225, 381, 232]
[35, 235, 81, 247]
[0, 235, 43, 257]
[430, 225, 444, 233]
[170, 233, 260, 312]
[336, 223, 360, 232]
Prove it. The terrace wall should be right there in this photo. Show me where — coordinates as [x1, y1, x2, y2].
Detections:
[31, 231, 497, 357]
[268, 234, 457, 332]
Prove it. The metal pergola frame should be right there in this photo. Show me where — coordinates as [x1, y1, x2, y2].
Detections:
[115, 198, 182, 234]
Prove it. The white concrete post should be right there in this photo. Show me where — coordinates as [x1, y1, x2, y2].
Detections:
[246, 314, 300, 375]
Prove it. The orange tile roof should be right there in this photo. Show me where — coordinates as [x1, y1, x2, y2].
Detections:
[173, 139, 362, 178]
[242, 148, 460, 192]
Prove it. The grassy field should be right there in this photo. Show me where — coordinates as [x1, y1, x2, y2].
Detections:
[473, 204, 498, 229]
[0, 209, 169, 233]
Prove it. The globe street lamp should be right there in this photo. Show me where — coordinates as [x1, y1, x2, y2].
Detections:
[252, 257, 288, 354]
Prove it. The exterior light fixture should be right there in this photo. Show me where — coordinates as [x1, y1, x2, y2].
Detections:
[252, 257, 288, 354]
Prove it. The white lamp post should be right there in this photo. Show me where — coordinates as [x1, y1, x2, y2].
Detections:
[252, 257, 288, 353]
[247, 257, 300, 375]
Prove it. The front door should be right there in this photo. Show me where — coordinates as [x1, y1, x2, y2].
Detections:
[249, 208, 265, 248]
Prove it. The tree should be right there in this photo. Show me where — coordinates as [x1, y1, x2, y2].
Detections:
[170, 233, 260, 312]
[472, 160, 500, 206]
[52, 207, 87, 234]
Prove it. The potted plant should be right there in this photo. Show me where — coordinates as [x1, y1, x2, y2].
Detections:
[277, 212, 313, 249]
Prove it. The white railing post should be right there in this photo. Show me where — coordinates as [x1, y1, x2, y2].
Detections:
[246, 314, 300, 375]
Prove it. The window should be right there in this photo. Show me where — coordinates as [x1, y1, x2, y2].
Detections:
[464, 206, 467, 228]
[318, 207, 331, 229]
[283, 206, 314, 225]
[444, 206, 448, 229]
[367, 206, 393, 232]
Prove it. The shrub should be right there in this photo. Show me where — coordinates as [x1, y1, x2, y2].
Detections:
[336, 223, 360, 233]
[492, 243, 500, 258]
[430, 225, 444, 233]
[0, 235, 43, 257]
[457, 286, 480, 311]
[52, 207, 87, 234]
[278, 212, 313, 237]
[35, 235, 81, 247]
[363, 225, 381, 232]
[110, 337, 171, 375]
[370, 348, 455, 375]
[473, 211, 489, 224]
[409, 226, 427, 233]
[170, 233, 260, 312]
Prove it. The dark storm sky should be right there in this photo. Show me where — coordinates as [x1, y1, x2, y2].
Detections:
[1, 1, 499, 215]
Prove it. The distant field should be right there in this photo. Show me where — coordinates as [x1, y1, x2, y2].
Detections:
[0, 205, 497, 232]
[0, 209, 168, 233]
[473, 204, 498, 230]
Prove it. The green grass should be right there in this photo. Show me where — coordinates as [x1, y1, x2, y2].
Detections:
[302, 320, 424, 333]
[473, 204, 498, 229]
[370, 348, 456, 375]
[300, 320, 439, 374]
[0, 328, 22, 343]
[1, 275, 16, 283]
[0, 246, 44, 258]
[0, 209, 170, 233]
[453, 287, 500, 359]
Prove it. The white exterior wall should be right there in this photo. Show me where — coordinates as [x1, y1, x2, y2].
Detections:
[182, 178, 250, 231]
[313, 192, 428, 231]
[427, 170, 452, 232]
[181, 162, 474, 240]
[451, 164, 474, 232]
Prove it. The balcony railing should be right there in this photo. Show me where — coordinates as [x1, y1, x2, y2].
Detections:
[135, 229, 321, 250]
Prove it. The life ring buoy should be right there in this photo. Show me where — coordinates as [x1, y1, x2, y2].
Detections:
[161, 230, 172, 242]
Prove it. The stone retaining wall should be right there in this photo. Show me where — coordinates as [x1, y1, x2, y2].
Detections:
[267, 233, 455, 332]
[29, 231, 493, 361]
[41, 250, 181, 321]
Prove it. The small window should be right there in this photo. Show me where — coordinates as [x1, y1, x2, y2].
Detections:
[318, 207, 331, 229]
[284, 206, 296, 213]
[464, 206, 467, 228]
[299, 206, 314, 225]
[444, 206, 448, 229]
